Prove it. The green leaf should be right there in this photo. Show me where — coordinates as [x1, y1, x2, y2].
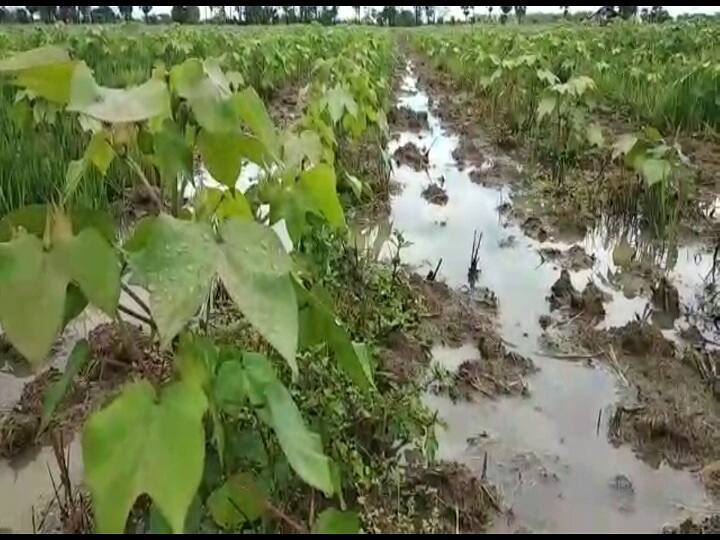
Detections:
[65, 159, 88, 199]
[643, 126, 663, 142]
[536, 68, 559, 85]
[641, 158, 671, 186]
[263, 379, 334, 495]
[0, 233, 69, 366]
[68, 63, 171, 123]
[0, 45, 70, 72]
[39, 340, 90, 434]
[198, 129, 244, 188]
[125, 215, 216, 347]
[312, 508, 360, 534]
[325, 85, 358, 124]
[85, 132, 115, 175]
[283, 130, 323, 170]
[0, 205, 114, 243]
[586, 123, 604, 148]
[344, 173, 363, 199]
[52, 227, 121, 316]
[82, 380, 208, 533]
[612, 134, 638, 160]
[537, 93, 557, 122]
[296, 283, 374, 390]
[207, 472, 265, 530]
[152, 120, 193, 190]
[14, 62, 77, 104]
[218, 219, 298, 376]
[213, 360, 248, 412]
[233, 87, 280, 159]
[297, 164, 345, 228]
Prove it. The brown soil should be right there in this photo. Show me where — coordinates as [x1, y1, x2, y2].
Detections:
[663, 514, 720, 534]
[389, 106, 429, 132]
[520, 216, 549, 242]
[548, 270, 609, 319]
[453, 346, 535, 400]
[410, 274, 496, 347]
[0, 322, 172, 459]
[576, 320, 720, 470]
[421, 183, 448, 205]
[539, 245, 596, 271]
[393, 141, 428, 171]
[377, 330, 429, 383]
[362, 461, 499, 533]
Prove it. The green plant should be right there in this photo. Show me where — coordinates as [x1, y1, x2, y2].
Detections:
[0, 31, 397, 533]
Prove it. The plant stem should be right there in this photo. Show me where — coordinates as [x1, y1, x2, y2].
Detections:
[121, 283, 152, 317]
[118, 304, 155, 329]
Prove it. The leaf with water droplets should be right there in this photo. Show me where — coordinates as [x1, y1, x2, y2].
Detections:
[218, 219, 298, 376]
[125, 215, 217, 346]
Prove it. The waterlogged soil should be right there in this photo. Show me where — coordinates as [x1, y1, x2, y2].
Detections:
[386, 59, 720, 533]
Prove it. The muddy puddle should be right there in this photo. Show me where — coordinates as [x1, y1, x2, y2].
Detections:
[390, 62, 717, 533]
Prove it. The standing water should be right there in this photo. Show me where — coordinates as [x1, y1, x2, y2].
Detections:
[388, 62, 715, 533]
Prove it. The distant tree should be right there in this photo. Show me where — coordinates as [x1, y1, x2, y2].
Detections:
[233, 6, 243, 23]
[320, 6, 337, 25]
[487, 6, 494, 20]
[140, 5, 152, 22]
[378, 5, 397, 26]
[0, 7, 7, 23]
[79, 5, 91, 22]
[513, 6, 527, 23]
[396, 9, 416, 26]
[414, 6, 422, 25]
[118, 5, 133, 21]
[648, 5, 670, 23]
[640, 7, 649, 22]
[91, 6, 116, 23]
[461, 5, 471, 22]
[25, 6, 37, 21]
[560, 5, 569, 18]
[424, 6, 435, 24]
[57, 5, 78, 23]
[500, 5, 512, 24]
[282, 6, 295, 24]
[38, 5, 57, 23]
[618, 5, 637, 20]
[352, 5, 360, 22]
[15, 7, 29, 23]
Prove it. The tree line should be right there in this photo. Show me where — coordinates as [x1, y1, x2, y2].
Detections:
[0, 5, 695, 26]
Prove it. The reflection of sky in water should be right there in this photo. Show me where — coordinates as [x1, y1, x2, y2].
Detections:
[392, 62, 714, 533]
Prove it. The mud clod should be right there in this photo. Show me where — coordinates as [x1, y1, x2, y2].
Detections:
[611, 320, 675, 357]
[521, 216, 548, 242]
[540, 245, 595, 271]
[549, 270, 581, 311]
[377, 331, 429, 383]
[663, 515, 720, 534]
[390, 106, 429, 131]
[421, 183, 448, 205]
[652, 277, 681, 321]
[393, 142, 428, 171]
[539, 314, 552, 330]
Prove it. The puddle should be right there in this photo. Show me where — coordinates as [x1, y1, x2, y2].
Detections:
[390, 62, 716, 532]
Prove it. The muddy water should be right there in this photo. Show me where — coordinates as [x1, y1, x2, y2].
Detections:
[391, 63, 715, 533]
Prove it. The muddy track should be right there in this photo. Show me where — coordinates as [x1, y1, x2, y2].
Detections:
[386, 55, 720, 533]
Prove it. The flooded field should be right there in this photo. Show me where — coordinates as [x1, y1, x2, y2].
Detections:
[387, 62, 718, 533]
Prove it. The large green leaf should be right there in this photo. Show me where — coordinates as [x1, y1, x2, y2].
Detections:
[612, 134, 638, 160]
[312, 508, 360, 534]
[0, 205, 115, 243]
[0, 45, 70, 72]
[213, 360, 248, 412]
[325, 85, 358, 124]
[296, 283, 374, 390]
[207, 472, 265, 530]
[243, 353, 334, 495]
[297, 164, 345, 228]
[641, 158, 671, 186]
[51, 227, 121, 316]
[0, 227, 118, 367]
[125, 215, 216, 347]
[233, 87, 279, 159]
[82, 380, 208, 533]
[39, 340, 90, 434]
[198, 129, 244, 188]
[85, 131, 116, 175]
[537, 93, 557, 122]
[14, 62, 77, 104]
[68, 63, 171, 123]
[283, 130, 323, 170]
[218, 219, 298, 376]
[586, 123, 605, 148]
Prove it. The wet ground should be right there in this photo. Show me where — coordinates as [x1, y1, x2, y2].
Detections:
[387, 62, 718, 533]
